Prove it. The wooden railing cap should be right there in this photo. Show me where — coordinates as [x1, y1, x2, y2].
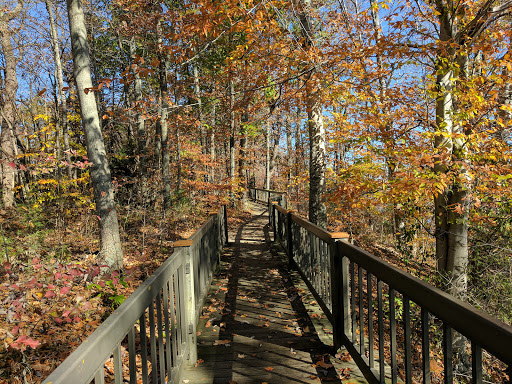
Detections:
[173, 239, 193, 247]
[329, 232, 350, 240]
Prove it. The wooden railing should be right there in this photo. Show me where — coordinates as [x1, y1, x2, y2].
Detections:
[248, 187, 287, 210]
[43, 206, 228, 384]
[265, 192, 512, 384]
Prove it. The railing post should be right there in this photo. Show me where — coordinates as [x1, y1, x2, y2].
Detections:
[330, 232, 351, 350]
[173, 240, 197, 365]
[223, 205, 228, 245]
[268, 198, 272, 226]
[209, 210, 222, 267]
[286, 210, 293, 265]
[271, 202, 277, 242]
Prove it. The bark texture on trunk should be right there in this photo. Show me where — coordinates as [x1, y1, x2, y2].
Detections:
[433, 0, 473, 300]
[229, 79, 236, 199]
[157, 19, 171, 209]
[239, 110, 249, 208]
[0, 1, 23, 208]
[67, 0, 123, 269]
[298, 0, 327, 228]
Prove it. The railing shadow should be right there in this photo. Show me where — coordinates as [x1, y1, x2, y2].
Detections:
[207, 205, 341, 383]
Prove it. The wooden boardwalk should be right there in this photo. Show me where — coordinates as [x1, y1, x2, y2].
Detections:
[181, 203, 367, 384]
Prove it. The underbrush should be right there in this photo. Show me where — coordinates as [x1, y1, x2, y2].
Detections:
[0, 198, 240, 384]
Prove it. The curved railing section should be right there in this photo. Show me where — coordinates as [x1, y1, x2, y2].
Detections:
[43, 206, 228, 384]
[264, 190, 512, 384]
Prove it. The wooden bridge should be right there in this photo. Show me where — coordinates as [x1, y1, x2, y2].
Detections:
[43, 188, 512, 384]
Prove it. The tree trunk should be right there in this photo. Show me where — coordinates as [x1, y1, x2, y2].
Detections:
[156, 18, 170, 210]
[298, 0, 327, 227]
[0, 2, 23, 208]
[210, 101, 216, 185]
[433, 1, 472, 300]
[286, 118, 293, 198]
[269, 123, 279, 189]
[46, 0, 72, 179]
[130, 38, 146, 194]
[239, 110, 248, 209]
[229, 79, 236, 200]
[67, 0, 123, 270]
[193, 61, 204, 148]
[265, 120, 270, 190]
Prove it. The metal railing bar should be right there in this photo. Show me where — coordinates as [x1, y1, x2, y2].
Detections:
[128, 325, 137, 383]
[337, 241, 512, 364]
[139, 312, 149, 384]
[163, 281, 173, 374]
[368, 272, 374, 370]
[444, 324, 453, 384]
[289, 255, 335, 324]
[94, 367, 104, 384]
[149, 299, 158, 384]
[177, 265, 186, 353]
[358, 266, 365, 355]
[472, 343, 483, 384]
[170, 276, 178, 367]
[404, 296, 412, 384]
[377, 280, 385, 383]
[113, 343, 122, 384]
[390, 288, 397, 384]
[351, 261, 357, 346]
[421, 308, 431, 384]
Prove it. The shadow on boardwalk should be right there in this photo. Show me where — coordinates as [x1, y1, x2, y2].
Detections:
[182, 203, 366, 384]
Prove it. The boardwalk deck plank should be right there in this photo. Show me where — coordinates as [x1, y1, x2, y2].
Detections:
[181, 203, 368, 384]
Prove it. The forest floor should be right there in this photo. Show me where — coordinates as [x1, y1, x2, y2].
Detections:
[0, 201, 250, 384]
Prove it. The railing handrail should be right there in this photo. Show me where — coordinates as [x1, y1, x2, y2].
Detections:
[251, 187, 285, 195]
[338, 240, 512, 364]
[43, 205, 228, 384]
[43, 246, 189, 384]
[263, 186, 512, 382]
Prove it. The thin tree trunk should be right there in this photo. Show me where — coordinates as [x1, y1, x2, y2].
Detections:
[130, 38, 146, 188]
[46, 0, 72, 179]
[157, 19, 171, 209]
[193, 60, 204, 148]
[0, 1, 23, 208]
[229, 79, 236, 200]
[269, 122, 279, 189]
[210, 101, 216, 185]
[239, 110, 248, 209]
[67, 0, 123, 269]
[286, 118, 293, 197]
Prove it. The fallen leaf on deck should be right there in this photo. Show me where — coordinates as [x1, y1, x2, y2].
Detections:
[315, 360, 333, 368]
[264, 367, 274, 371]
[213, 339, 231, 346]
